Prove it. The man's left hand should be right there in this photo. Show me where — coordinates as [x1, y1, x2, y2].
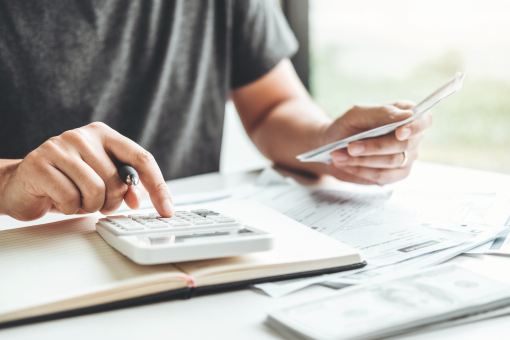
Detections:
[324, 100, 433, 185]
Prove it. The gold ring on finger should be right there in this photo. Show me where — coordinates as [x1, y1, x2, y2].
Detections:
[399, 150, 408, 168]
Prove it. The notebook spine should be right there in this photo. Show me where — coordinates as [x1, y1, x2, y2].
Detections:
[174, 274, 196, 289]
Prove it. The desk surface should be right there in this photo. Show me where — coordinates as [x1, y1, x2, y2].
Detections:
[2, 161, 510, 340]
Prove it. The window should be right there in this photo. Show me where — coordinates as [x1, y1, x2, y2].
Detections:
[309, 0, 510, 173]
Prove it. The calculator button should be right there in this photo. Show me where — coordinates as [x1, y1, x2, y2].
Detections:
[145, 222, 168, 229]
[117, 222, 145, 230]
[106, 215, 131, 223]
[99, 219, 122, 228]
[207, 215, 235, 222]
[124, 221, 144, 226]
[181, 217, 198, 221]
[158, 217, 180, 223]
[138, 219, 160, 225]
[216, 217, 235, 223]
[195, 211, 219, 217]
[128, 214, 150, 219]
[192, 220, 212, 225]
[170, 221, 192, 226]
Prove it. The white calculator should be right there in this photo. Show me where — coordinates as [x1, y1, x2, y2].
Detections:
[96, 209, 274, 265]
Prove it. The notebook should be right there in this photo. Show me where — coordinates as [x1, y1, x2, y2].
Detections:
[0, 200, 364, 327]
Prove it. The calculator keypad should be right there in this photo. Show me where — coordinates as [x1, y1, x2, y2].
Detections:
[99, 210, 240, 235]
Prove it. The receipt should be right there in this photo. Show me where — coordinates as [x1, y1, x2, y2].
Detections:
[297, 72, 466, 163]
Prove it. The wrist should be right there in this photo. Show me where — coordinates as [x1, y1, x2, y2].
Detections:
[317, 121, 334, 147]
[0, 159, 22, 216]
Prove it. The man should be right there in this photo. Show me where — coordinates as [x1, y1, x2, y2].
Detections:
[0, 0, 431, 221]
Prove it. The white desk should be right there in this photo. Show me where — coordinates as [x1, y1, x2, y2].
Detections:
[2, 161, 510, 340]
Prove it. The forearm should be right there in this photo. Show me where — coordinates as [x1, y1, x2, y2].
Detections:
[232, 59, 349, 177]
[0, 159, 22, 216]
[232, 59, 430, 186]
[249, 98, 337, 176]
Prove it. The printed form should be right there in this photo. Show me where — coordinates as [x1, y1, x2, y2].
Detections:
[242, 168, 508, 297]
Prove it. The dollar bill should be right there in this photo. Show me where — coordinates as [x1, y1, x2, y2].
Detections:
[267, 264, 510, 340]
[297, 72, 466, 164]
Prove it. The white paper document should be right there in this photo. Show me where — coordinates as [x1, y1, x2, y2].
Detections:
[236, 184, 392, 236]
[255, 211, 505, 298]
[324, 221, 506, 287]
[267, 264, 510, 340]
[486, 229, 510, 255]
[251, 269, 370, 299]
[328, 211, 474, 267]
[386, 191, 510, 227]
[245, 179, 507, 297]
[386, 191, 510, 254]
[297, 72, 466, 163]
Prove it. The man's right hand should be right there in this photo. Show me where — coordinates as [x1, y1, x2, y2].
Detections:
[0, 122, 174, 221]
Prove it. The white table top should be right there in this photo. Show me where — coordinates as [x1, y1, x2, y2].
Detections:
[2, 161, 510, 340]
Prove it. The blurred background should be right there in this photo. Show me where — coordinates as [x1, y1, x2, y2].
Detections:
[309, 0, 510, 173]
[221, 0, 510, 175]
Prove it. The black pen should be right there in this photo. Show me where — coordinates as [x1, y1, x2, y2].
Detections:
[118, 165, 139, 186]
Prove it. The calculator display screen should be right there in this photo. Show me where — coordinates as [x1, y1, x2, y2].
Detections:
[136, 228, 258, 246]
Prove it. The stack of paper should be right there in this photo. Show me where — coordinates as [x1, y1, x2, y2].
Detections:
[238, 168, 508, 297]
[267, 264, 510, 340]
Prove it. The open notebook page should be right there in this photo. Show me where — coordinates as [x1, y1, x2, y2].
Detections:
[0, 216, 188, 323]
[175, 200, 363, 285]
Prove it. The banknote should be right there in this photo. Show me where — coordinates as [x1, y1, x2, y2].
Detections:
[297, 72, 466, 163]
[267, 264, 510, 340]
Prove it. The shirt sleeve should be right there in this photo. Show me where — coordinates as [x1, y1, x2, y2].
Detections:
[230, 0, 299, 89]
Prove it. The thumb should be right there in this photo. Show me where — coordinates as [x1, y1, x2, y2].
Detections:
[388, 100, 416, 111]
[350, 104, 413, 130]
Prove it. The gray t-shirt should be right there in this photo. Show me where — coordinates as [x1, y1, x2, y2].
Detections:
[0, 0, 298, 179]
